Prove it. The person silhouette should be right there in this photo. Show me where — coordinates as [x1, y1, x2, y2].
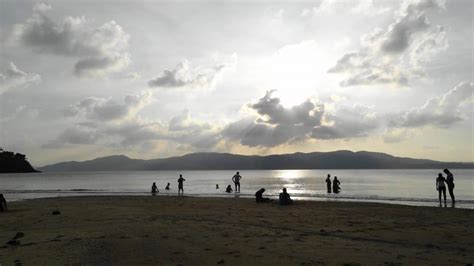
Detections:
[0, 194, 7, 212]
[216, 184, 219, 189]
[436, 173, 447, 206]
[165, 183, 170, 190]
[225, 184, 233, 193]
[279, 188, 293, 205]
[178, 174, 186, 196]
[232, 171, 242, 193]
[333, 176, 341, 193]
[255, 188, 270, 203]
[443, 169, 455, 205]
[151, 182, 158, 195]
[325, 174, 332, 193]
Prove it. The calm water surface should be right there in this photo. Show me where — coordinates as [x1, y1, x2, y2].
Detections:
[1, 169, 473, 208]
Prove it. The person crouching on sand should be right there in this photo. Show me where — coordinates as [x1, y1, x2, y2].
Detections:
[0, 194, 7, 212]
[255, 188, 270, 203]
[151, 182, 158, 195]
[165, 183, 170, 190]
[436, 173, 447, 206]
[226, 185, 233, 193]
[178, 174, 186, 196]
[279, 188, 293, 205]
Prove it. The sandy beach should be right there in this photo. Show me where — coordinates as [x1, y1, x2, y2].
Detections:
[0, 196, 472, 265]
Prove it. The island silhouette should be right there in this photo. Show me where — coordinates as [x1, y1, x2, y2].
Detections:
[38, 150, 474, 172]
[0, 148, 39, 173]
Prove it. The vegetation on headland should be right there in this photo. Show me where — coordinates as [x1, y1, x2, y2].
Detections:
[0, 148, 39, 173]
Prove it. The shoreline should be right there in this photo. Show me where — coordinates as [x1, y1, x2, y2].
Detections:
[3, 191, 471, 209]
[1, 196, 473, 265]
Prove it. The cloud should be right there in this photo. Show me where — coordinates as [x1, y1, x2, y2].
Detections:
[49, 91, 221, 149]
[13, 3, 130, 78]
[64, 90, 153, 122]
[311, 104, 379, 139]
[390, 81, 473, 128]
[148, 60, 229, 89]
[328, 0, 447, 87]
[222, 91, 378, 147]
[0, 62, 41, 94]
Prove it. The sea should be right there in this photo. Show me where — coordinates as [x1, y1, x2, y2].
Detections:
[1, 169, 473, 209]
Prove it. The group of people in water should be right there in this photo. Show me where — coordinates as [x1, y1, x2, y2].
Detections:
[149, 168, 458, 207]
[435, 168, 456, 206]
[325, 174, 341, 193]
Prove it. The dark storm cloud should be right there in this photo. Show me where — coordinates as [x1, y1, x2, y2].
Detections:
[328, 0, 447, 87]
[390, 82, 474, 128]
[14, 3, 130, 78]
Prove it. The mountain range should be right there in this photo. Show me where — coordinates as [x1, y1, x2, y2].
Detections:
[38, 150, 474, 172]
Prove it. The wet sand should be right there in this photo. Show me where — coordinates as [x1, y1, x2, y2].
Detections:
[0, 196, 472, 265]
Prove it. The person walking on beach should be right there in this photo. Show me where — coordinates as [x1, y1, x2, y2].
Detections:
[151, 182, 158, 195]
[333, 176, 341, 193]
[178, 174, 186, 196]
[443, 169, 455, 204]
[436, 173, 447, 206]
[232, 171, 242, 193]
[325, 174, 332, 193]
[165, 183, 170, 190]
[0, 194, 7, 212]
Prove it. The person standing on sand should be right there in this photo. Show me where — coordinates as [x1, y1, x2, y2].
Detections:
[443, 169, 455, 204]
[0, 194, 7, 212]
[178, 174, 186, 196]
[325, 174, 332, 193]
[151, 182, 158, 195]
[436, 173, 447, 206]
[232, 171, 242, 193]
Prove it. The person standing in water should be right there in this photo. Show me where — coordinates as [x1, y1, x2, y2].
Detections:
[443, 169, 455, 204]
[178, 174, 186, 196]
[325, 174, 332, 193]
[333, 176, 341, 193]
[151, 182, 158, 195]
[232, 171, 242, 193]
[436, 173, 447, 206]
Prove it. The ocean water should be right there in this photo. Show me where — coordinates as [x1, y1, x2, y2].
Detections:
[1, 169, 473, 208]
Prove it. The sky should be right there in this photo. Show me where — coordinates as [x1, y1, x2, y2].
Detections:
[0, 0, 472, 166]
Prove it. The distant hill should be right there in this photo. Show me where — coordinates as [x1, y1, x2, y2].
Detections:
[38, 150, 474, 172]
[0, 149, 39, 173]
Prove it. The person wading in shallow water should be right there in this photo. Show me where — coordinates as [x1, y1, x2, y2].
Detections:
[333, 176, 341, 193]
[151, 182, 158, 195]
[443, 168, 455, 205]
[232, 171, 242, 193]
[178, 174, 186, 196]
[326, 174, 332, 193]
